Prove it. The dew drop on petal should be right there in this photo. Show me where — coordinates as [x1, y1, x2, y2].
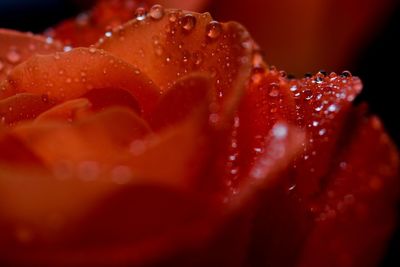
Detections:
[149, 4, 164, 20]
[6, 50, 21, 64]
[340, 70, 352, 77]
[318, 128, 327, 136]
[78, 161, 100, 181]
[193, 51, 204, 66]
[206, 21, 222, 40]
[111, 165, 133, 185]
[63, 46, 73, 52]
[272, 123, 288, 139]
[181, 14, 196, 33]
[135, 7, 147, 21]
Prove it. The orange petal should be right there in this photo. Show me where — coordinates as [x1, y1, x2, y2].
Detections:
[0, 166, 217, 266]
[149, 73, 212, 131]
[1, 48, 160, 116]
[82, 87, 141, 113]
[34, 98, 93, 123]
[97, 8, 253, 123]
[0, 133, 44, 167]
[12, 107, 150, 173]
[0, 93, 56, 126]
[0, 29, 62, 82]
[128, 110, 209, 189]
[122, 72, 215, 189]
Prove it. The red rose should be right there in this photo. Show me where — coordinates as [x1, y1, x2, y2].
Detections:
[0, 2, 398, 267]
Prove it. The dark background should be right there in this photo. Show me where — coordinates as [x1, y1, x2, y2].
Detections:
[0, 0, 399, 266]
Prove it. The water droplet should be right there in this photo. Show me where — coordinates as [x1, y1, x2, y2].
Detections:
[318, 128, 327, 136]
[149, 4, 164, 20]
[7, 50, 21, 64]
[339, 161, 347, 170]
[312, 121, 319, 127]
[41, 94, 49, 103]
[328, 104, 338, 112]
[193, 51, 204, 66]
[135, 7, 147, 21]
[269, 83, 280, 97]
[111, 165, 133, 185]
[273, 123, 288, 139]
[130, 140, 146, 156]
[45, 36, 54, 44]
[206, 21, 222, 40]
[105, 31, 113, 38]
[315, 75, 324, 83]
[209, 113, 220, 124]
[78, 161, 100, 181]
[168, 11, 179, 22]
[315, 105, 323, 112]
[154, 44, 163, 56]
[76, 13, 89, 26]
[303, 89, 313, 100]
[181, 14, 197, 33]
[290, 85, 298, 92]
[340, 70, 352, 77]
[63, 46, 73, 52]
[88, 47, 96, 53]
[15, 227, 34, 244]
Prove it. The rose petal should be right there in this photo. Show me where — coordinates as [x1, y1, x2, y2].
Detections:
[82, 87, 141, 113]
[12, 107, 150, 171]
[288, 72, 363, 197]
[0, 168, 217, 266]
[0, 134, 44, 166]
[298, 113, 399, 267]
[149, 73, 212, 131]
[127, 74, 212, 188]
[0, 93, 56, 126]
[0, 29, 62, 82]
[34, 98, 93, 123]
[1, 48, 160, 117]
[97, 8, 253, 123]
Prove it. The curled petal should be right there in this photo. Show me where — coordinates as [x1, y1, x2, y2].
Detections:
[1, 48, 160, 116]
[12, 107, 150, 171]
[0, 29, 62, 82]
[97, 8, 253, 124]
[0, 93, 56, 126]
[149, 73, 212, 131]
[128, 74, 212, 188]
[34, 98, 93, 123]
[288, 72, 363, 197]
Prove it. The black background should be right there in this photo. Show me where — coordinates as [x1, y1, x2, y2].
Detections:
[0, 0, 399, 266]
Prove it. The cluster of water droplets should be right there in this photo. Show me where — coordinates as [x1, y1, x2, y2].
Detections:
[53, 159, 134, 186]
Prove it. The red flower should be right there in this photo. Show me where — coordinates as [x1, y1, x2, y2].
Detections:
[0, 2, 398, 267]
